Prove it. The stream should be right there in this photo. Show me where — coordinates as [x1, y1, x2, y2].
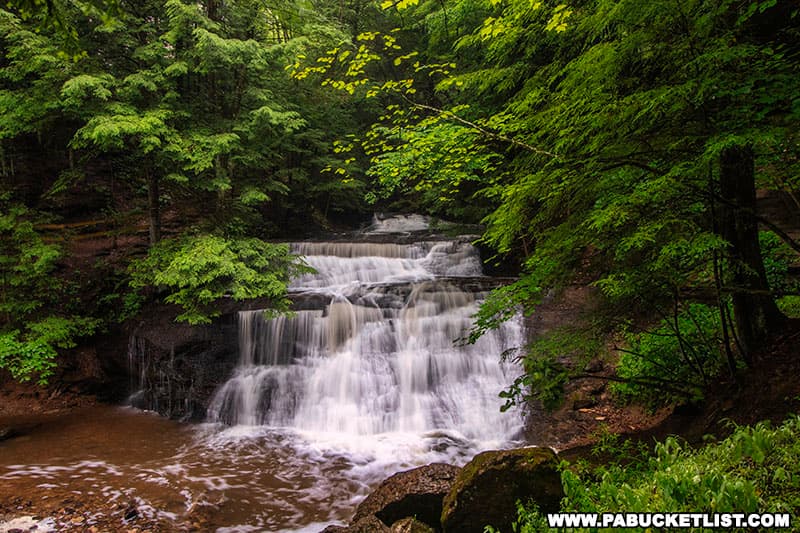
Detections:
[0, 215, 525, 532]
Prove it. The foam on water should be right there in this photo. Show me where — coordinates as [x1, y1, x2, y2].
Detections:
[203, 215, 526, 530]
[0, 216, 526, 533]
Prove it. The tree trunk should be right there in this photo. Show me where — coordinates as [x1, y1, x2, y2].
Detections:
[718, 144, 784, 360]
[146, 168, 161, 245]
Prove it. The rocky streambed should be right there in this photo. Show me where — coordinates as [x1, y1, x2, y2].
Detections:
[323, 447, 563, 533]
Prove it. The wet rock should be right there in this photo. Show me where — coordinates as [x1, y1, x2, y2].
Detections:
[319, 525, 348, 533]
[115, 305, 241, 420]
[391, 517, 437, 533]
[353, 515, 391, 532]
[0, 426, 19, 441]
[352, 463, 460, 529]
[441, 447, 563, 533]
[323, 515, 390, 533]
[124, 505, 139, 521]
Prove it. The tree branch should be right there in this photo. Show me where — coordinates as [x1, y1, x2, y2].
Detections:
[399, 95, 560, 159]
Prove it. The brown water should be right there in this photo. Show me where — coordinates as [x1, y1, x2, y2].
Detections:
[0, 221, 527, 532]
[0, 406, 375, 532]
[0, 405, 506, 532]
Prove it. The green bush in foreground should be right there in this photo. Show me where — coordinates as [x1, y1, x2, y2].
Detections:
[505, 416, 800, 532]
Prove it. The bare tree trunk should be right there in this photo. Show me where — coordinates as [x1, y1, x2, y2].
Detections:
[146, 168, 161, 245]
[718, 144, 784, 358]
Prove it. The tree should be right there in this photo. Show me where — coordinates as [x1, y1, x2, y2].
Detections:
[467, 0, 799, 401]
[0, 0, 363, 384]
[0, 197, 98, 383]
[128, 234, 311, 324]
[718, 144, 785, 357]
[300, 0, 800, 403]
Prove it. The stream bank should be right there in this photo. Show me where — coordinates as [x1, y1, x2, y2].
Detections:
[3, 212, 800, 531]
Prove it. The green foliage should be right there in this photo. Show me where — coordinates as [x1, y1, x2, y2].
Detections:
[498, 325, 603, 411]
[363, 116, 503, 219]
[776, 295, 800, 318]
[0, 316, 99, 383]
[4, 0, 118, 45]
[52, 0, 359, 238]
[0, 8, 76, 140]
[500, 354, 568, 412]
[0, 331, 58, 384]
[445, 0, 799, 410]
[588, 425, 651, 469]
[0, 198, 99, 383]
[484, 501, 548, 533]
[129, 234, 312, 324]
[505, 416, 800, 531]
[552, 416, 800, 526]
[613, 303, 726, 406]
[760, 230, 800, 295]
[469, 276, 541, 344]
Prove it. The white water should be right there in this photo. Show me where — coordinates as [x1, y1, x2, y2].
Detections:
[208, 285, 522, 439]
[288, 240, 484, 294]
[0, 217, 526, 533]
[205, 215, 525, 528]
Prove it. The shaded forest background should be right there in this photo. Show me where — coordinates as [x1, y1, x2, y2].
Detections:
[1, 0, 799, 412]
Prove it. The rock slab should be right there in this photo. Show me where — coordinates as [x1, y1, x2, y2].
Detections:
[391, 517, 437, 532]
[352, 463, 461, 529]
[441, 447, 563, 533]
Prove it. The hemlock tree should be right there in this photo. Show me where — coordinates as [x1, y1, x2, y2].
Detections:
[0, 199, 99, 383]
[299, 0, 800, 403]
[0, 0, 357, 378]
[463, 0, 799, 401]
[63, 0, 308, 244]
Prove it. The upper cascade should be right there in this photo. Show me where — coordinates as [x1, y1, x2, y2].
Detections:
[207, 214, 524, 449]
[289, 240, 483, 294]
[364, 213, 433, 234]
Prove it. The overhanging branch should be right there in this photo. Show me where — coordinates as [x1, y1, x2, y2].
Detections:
[399, 95, 560, 159]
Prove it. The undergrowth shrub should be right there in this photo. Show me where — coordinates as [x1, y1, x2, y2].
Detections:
[612, 303, 726, 406]
[760, 230, 800, 318]
[506, 415, 800, 532]
[129, 234, 312, 324]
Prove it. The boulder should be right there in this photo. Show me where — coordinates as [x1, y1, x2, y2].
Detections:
[0, 426, 20, 441]
[352, 463, 460, 529]
[320, 515, 390, 532]
[441, 447, 563, 533]
[391, 517, 437, 533]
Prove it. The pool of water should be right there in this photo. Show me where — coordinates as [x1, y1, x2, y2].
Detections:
[0, 405, 515, 532]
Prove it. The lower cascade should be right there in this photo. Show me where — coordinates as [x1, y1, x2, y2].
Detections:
[208, 216, 525, 450]
[208, 283, 522, 440]
[0, 216, 528, 533]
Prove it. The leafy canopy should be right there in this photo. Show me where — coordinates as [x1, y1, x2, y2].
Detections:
[129, 235, 312, 324]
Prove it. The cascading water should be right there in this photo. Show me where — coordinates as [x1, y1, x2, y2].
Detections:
[0, 215, 527, 533]
[208, 215, 525, 457]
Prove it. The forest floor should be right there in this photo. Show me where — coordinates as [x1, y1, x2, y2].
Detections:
[523, 282, 800, 455]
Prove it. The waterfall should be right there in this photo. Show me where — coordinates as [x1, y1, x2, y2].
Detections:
[207, 216, 524, 448]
